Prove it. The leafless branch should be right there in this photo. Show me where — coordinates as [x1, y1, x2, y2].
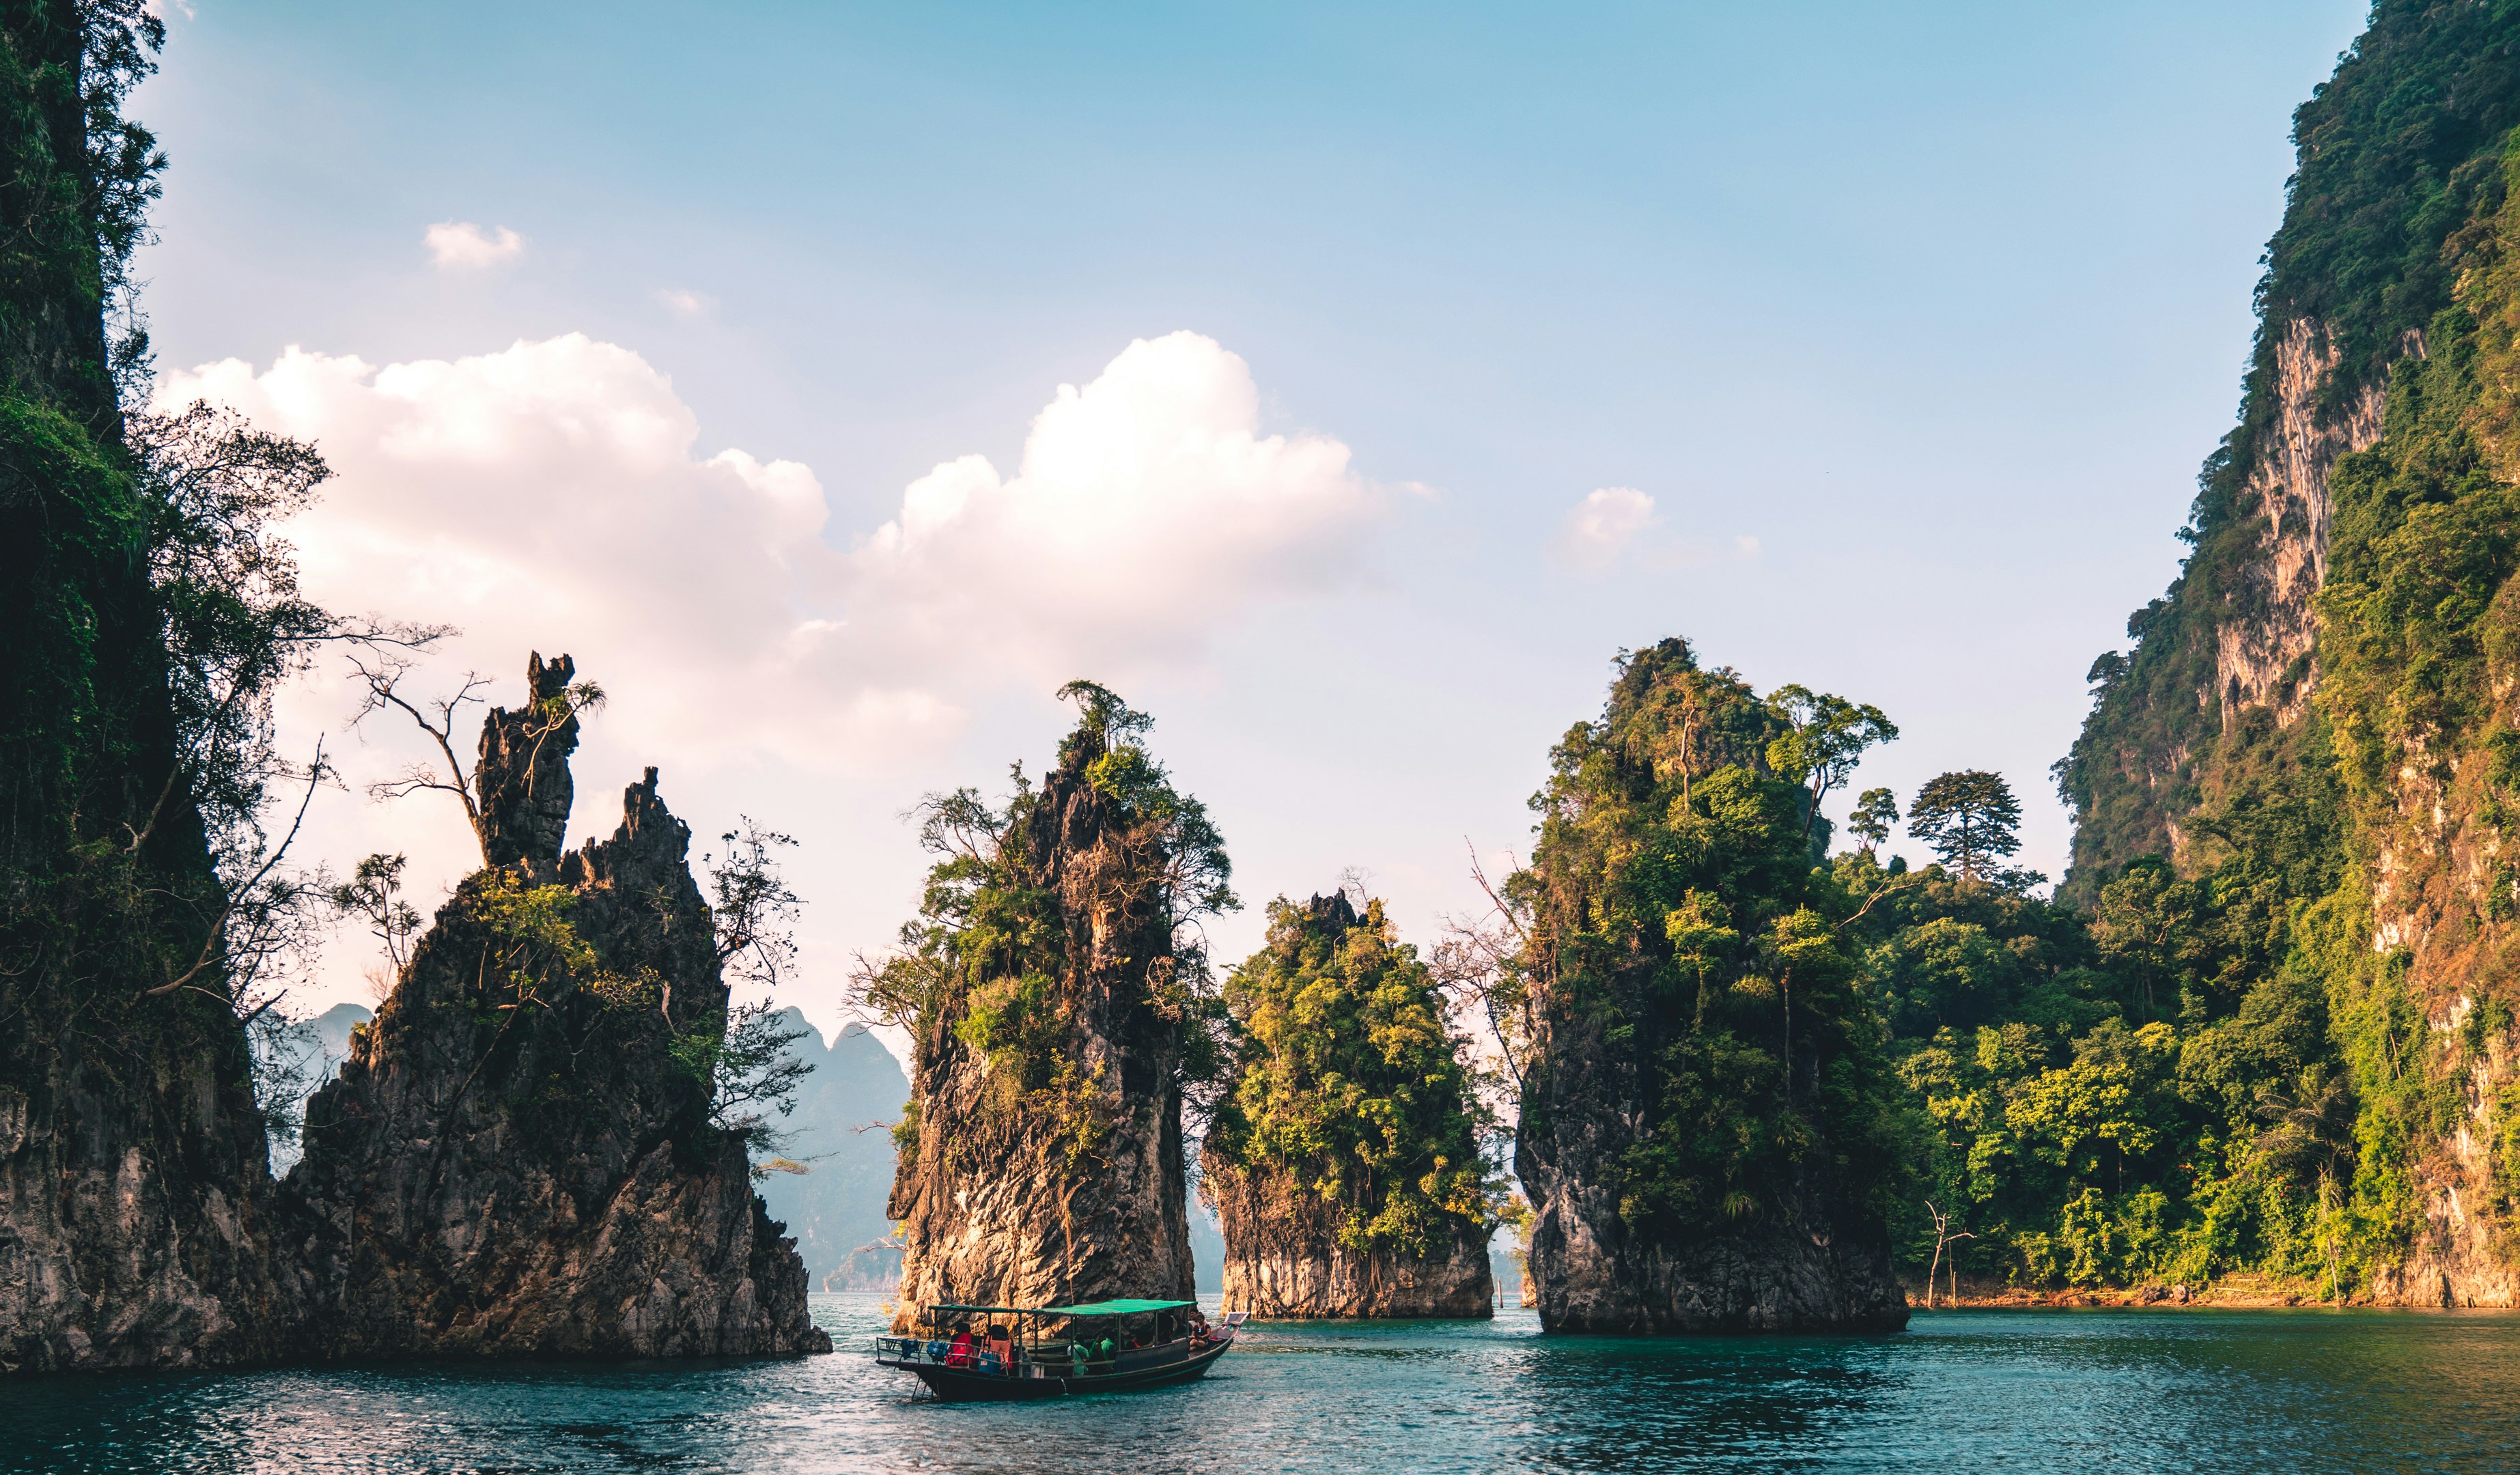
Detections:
[144, 738, 330, 999]
[348, 654, 490, 853]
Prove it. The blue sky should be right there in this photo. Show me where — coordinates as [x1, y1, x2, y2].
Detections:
[135, 1, 2370, 1037]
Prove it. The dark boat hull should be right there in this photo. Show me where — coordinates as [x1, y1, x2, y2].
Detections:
[880, 1334, 1233, 1402]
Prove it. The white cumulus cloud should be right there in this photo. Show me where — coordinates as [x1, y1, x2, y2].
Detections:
[1554, 486, 1657, 570]
[1550, 486, 1760, 571]
[424, 221, 525, 270]
[158, 328, 1387, 772]
[162, 328, 1395, 1018]
[836, 331, 1384, 681]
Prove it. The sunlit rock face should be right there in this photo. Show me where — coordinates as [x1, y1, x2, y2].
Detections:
[1207, 1168, 1492, 1319]
[287, 654, 827, 1358]
[887, 740, 1197, 1328]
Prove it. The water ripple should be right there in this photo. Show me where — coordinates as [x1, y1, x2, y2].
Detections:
[3, 1297, 2517, 1474]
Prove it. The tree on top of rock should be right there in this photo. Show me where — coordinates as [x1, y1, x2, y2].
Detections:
[1906, 770, 2021, 881]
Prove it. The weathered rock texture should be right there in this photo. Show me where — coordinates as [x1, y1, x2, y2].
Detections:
[1207, 1169, 1492, 1318]
[0, 1, 309, 1374]
[285, 656, 827, 1355]
[1518, 1078, 1907, 1333]
[888, 735, 1197, 1324]
[2209, 319, 2408, 731]
[0, 1016, 301, 1373]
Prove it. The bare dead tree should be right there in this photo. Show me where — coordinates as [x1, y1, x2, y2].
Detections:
[348, 654, 493, 848]
[1433, 841, 1541, 1103]
[1924, 1199, 1974, 1309]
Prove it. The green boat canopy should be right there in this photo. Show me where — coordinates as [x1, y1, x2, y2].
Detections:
[926, 1299, 1196, 1318]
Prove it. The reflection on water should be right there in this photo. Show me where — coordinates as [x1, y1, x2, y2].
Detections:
[4, 1295, 2518, 1474]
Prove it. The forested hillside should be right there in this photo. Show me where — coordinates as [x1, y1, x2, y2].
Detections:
[2022, 0, 2520, 1303]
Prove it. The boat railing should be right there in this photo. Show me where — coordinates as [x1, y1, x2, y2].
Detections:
[875, 1331, 1213, 1378]
[872, 1336, 1050, 1377]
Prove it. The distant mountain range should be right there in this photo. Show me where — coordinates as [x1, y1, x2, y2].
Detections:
[751, 1010, 908, 1291]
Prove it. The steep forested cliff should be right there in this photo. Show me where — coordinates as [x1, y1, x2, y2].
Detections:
[1, 4, 827, 1368]
[1202, 893, 1500, 1318]
[2041, 0, 2520, 1304]
[0, 1, 304, 1371]
[867, 685, 1229, 1323]
[1508, 641, 1911, 1332]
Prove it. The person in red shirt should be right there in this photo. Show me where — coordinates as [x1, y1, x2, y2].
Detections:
[946, 1325, 975, 1368]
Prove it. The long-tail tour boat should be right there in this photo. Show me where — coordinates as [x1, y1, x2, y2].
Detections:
[873, 1298, 1243, 1401]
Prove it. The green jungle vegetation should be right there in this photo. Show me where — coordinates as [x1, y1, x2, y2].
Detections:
[13, 0, 2520, 1313]
[1202, 894, 1509, 1259]
[1496, 641, 1909, 1241]
[1474, 630, 2400, 1294]
[856, 682, 1238, 1166]
[0, 0, 335, 1144]
[2027, 0, 2520, 1295]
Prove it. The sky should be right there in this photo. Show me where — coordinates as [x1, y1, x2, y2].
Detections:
[131, 1, 2375, 1054]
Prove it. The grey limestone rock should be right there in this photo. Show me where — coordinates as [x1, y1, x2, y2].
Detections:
[888, 739, 1197, 1324]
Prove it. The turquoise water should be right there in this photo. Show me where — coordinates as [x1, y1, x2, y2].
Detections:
[7, 1294, 2519, 1473]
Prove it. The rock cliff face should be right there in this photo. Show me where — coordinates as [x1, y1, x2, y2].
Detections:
[286, 655, 827, 1357]
[1518, 1057, 1907, 1334]
[2208, 319, 2407, 731]
[0, 1, 307, 1374]
[0, 1007, 300, 1373]
[887, 716, 1200, 1322]
[2054, 0, 2520, 1307]
[1207, 1169, 1492, 1318]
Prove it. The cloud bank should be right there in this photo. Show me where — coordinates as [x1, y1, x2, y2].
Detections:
[160, 329, 1388, 773]
[1554, 486, 1657, 570]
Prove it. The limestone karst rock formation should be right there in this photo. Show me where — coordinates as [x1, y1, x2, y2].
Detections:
[1511, 641, 1909, 1334]
[1206, 1162, 1494, 1319]
[1517, 1138, 1907, 1333]
[1202, 893, 1496, 1319]
[285, 654, 828, 1357]
[886, 692, 1212, 1324]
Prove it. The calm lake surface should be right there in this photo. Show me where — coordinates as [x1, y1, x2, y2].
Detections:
[8, 1293, 2519, 1473]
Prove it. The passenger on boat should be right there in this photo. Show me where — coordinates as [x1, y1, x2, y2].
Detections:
[986, 1324, 1013, 1371]
[946, 1325, 975, 1368]
[1188, 1309, 1211, 1343]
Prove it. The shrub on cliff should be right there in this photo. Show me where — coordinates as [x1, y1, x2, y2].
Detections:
[1204, 893, 1507, 1258]
[856, 680, 1236, 1142]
